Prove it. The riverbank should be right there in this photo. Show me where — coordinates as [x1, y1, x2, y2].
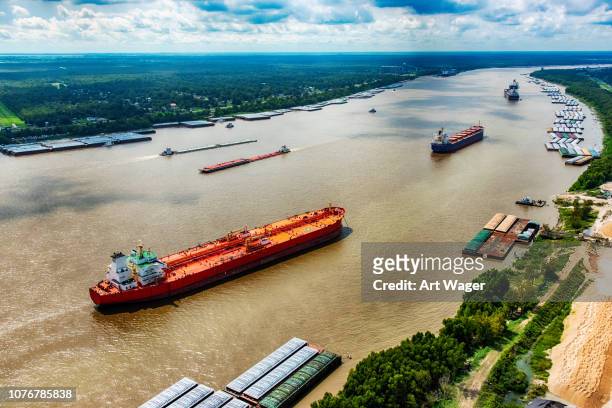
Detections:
[0, 66, 597, 408]
[531, 67, 612, 408]
[549, 300, 612, 408]
[308, 67, 610, 408]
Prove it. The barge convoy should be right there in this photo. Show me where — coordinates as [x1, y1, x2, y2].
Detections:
[200, 146, 291, 173]
[430, 125, 484, 153]
[89, 206, 345, 306]
[139, 338, 342, 408]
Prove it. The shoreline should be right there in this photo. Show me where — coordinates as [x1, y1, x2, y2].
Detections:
[302, 66, 611, 408]
[6, 63, 610, 147]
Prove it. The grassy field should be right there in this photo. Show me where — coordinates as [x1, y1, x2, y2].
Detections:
[0, 101, 25, 127]
[592, 77, 612, 92]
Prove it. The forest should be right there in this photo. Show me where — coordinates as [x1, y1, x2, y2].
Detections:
[2, 52, 612, 144]
[312, 239, 583, 408]
[532, 67, 612, 191]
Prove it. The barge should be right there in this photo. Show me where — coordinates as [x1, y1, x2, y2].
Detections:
[430, 125, 484, 153]
[0, 132, 152, 157]
[89, 206, 345, 306]
[160, 139, 257, 156]
[200, 146, 290, 173]
[139, 338, 341, 408]
[463, 213, 540, 260]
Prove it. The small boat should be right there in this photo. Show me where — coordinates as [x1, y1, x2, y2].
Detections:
[369, 108, 376, 113]
[104, 140, 114, 147]
[226, 122, 234, 128]
[160, 147, 174, 156]
[515, 197, 546, 207]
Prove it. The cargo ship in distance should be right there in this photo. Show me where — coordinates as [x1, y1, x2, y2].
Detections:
[200, 145, 290, 173]
[504, 79, 520, 101]
[89, 206, 345, 306]
[430, 125, 484, 153]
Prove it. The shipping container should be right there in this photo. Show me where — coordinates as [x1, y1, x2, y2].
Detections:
[166, 384, 214, 408]
[243, 346, 318, 401]
[139, 378, 198, 408]
[226, 338, 307, 394]
[259, 352, 341, 408]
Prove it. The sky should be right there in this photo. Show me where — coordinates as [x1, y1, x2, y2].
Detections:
[0, 0, 610, 53]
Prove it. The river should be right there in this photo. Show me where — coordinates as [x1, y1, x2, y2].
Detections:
[0, 67, 603, 407]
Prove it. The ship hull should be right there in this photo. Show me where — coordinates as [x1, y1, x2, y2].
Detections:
[90, 219, 342, 306]
[431, 131, 483, 153]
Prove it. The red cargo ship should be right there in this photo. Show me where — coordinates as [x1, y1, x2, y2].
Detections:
[89, 206, 345, 306]
[200, 145, 290, 173]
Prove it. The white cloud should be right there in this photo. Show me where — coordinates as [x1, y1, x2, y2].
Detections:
[11, 5, 30, 17]
[0, 0, 609, 51]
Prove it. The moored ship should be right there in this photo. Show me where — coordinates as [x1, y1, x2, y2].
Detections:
[89, 206, 345, 306]
[430, 125, 484, 153]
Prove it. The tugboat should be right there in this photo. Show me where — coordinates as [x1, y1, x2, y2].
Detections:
[515, 196, 546, 207]
[504, 80, 520, 101]
[226, 122, 234, 128]
[369, 108, 376, 113]
[160, 147, 174, 156]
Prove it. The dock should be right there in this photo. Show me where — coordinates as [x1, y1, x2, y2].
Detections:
[138, 338, 341, 408]
[463, 213, 540, 260]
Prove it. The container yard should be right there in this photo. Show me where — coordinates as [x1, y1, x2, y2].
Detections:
[138, 338, 341, 408]
[0, 132, 152, 156]
[463, 213, 540, 259]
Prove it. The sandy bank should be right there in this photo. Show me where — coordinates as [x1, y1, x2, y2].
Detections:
[548, 301, 612, 408]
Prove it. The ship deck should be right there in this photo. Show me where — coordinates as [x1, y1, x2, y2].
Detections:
[91, 207, 344, 297]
